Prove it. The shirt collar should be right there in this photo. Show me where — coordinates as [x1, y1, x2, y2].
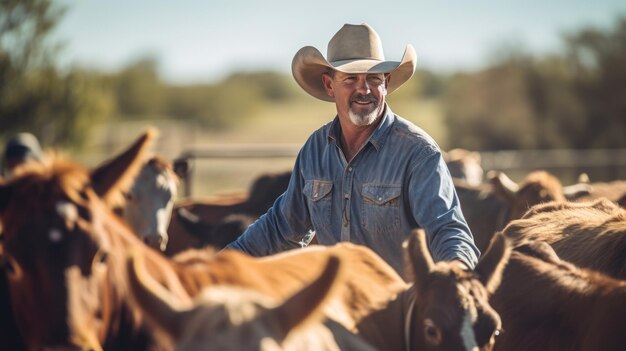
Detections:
[326, 104, 396, 151]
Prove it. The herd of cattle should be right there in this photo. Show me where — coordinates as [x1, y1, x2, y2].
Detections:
[1, 128, 625, 350]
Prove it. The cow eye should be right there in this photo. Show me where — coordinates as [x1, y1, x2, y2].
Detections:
[423, 319, 442, 346]
[92, 250, 109, 272]
[3, 256, 22, 279]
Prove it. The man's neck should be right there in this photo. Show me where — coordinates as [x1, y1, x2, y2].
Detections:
[339, 113, 384, 163]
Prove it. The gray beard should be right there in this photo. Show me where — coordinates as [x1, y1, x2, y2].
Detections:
[348, 107, 379, 127]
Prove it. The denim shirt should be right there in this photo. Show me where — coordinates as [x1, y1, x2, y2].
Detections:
[227, 106, 480, 274]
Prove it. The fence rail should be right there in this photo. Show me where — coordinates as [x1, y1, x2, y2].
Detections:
[175, 146, 626, 196]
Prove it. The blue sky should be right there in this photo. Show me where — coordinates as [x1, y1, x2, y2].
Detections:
[54, 0, 626, 83]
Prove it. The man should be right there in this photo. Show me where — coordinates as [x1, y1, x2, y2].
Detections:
[227, 23, 479, 274]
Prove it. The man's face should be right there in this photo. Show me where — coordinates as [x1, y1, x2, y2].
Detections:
[322, 71, 389, 127]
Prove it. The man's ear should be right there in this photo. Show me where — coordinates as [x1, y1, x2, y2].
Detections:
[322, 73, 334, 97]
[383, 74, 391, 94]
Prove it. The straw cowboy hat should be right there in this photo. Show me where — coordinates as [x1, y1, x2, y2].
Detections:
[292, 23, 417, 102]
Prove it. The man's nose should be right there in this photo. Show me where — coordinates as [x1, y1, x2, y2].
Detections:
[355, 77, 371, 93]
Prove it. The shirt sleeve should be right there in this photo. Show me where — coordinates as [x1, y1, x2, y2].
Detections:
[407, 147, 480, 268]
[225, 154, 312, 256]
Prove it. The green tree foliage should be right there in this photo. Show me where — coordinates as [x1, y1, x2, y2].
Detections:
[565, 16, 626, 148]
[0, 0, 114, 149]
[157, 71, 296, 129]
[444, 15, 626, 150]
[114, 57, 163, 117]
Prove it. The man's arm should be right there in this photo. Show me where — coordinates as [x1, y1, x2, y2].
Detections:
[407, 149, 480, 269]
[225, 158, 312, 256]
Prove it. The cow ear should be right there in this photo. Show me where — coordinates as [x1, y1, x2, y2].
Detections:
[474, 232, 511, 294]
[488, 170, 519, 204]
[90, 128, 158, 207]
[0, 183, 13, 214]
[126, 251, 191, 340]
[269, 255, 344, 340]
[403, 229, 434, 291]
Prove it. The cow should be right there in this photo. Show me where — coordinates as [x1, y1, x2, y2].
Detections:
[127, 253, 379, 351]
[502, 198, 626, 280]
[165, 170, 291, 255]
[456, 170, 570, 253]
[490, 236, 626, 350]
[173, 211, 256, 250]
[120, 155, 178, 251]
[444, 148, 484, 186]
[0, 129, 192, 350]
[565, 179, 626, 208]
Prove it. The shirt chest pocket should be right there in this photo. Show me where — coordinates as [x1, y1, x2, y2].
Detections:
[361, 184, 401, 233]
[303, 180, 333, 233]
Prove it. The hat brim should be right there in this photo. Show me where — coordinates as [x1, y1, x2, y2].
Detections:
[292, 45, 417, 102]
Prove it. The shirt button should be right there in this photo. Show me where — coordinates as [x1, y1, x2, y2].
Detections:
[344, 193, 349, 199]
[378, 197, 382, 201]
[348, 167, 353, 172]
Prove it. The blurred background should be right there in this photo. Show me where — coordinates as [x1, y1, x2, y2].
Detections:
[2, 0, 625, 196]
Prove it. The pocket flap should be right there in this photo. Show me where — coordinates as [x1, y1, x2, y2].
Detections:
[362, 185, 401, 205]
[303, 180, 333, 202]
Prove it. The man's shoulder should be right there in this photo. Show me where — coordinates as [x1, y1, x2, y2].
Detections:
[390, 114, 441, 155]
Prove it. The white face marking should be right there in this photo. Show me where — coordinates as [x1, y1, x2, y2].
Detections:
[460, 310, 479, 351]
[55, 201, 78, 223]
[49, 228, 63, 242]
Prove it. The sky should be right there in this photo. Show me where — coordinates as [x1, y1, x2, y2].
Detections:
[53, 0, 626, 84]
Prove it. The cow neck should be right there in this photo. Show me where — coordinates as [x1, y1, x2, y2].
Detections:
[402, 285, 418, 351]
[404, 295, 416, 351]
[495, 204, 511, 231]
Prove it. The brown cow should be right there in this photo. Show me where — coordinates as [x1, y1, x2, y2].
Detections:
[565, 179, 626, 208]
[127, 253, 379, 351]
[502, 198, 626, 280]
[0, 130, 196, 350]
[491, 237, 626, 350]
[456, 170, 568, 253]
[165, 170, 291, 255]
[444, 148, 484, 186]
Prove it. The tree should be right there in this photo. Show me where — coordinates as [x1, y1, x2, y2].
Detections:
[565, 16, 626, 148]
[444, 15, 626, 151]
[0, 0, 113, 149]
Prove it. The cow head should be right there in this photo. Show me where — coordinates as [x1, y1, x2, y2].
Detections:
[404, 229, 511, 351]
[444, 149, 484, 186]
[123, 156, 178, 251]
[489, 170, 566, 221]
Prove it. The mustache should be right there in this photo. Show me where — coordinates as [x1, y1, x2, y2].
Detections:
[350, 94, 377, 103]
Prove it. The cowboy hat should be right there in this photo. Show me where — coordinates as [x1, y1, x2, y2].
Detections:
[292, 23, 417, 102]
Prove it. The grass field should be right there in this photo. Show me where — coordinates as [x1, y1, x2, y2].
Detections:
[82, 97, 446, 197]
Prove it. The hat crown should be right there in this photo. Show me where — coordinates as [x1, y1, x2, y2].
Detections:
[327, 23, 385, 62]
